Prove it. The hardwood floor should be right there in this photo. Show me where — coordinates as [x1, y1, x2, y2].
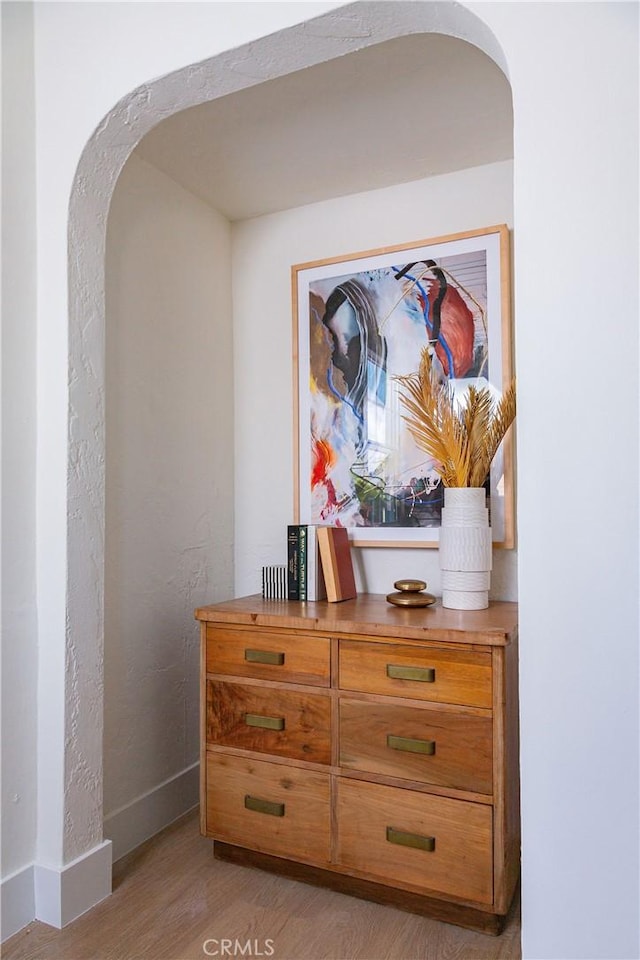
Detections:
[3, 811, 521, 960]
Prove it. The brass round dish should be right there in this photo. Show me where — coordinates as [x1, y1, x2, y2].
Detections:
[386, 591, 436, 607]
[394, 579, 427, 593]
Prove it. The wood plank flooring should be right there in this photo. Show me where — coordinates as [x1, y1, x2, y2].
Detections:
[3, 811, 521, 960]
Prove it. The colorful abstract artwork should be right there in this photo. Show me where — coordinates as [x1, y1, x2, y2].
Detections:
[293, 226, 513, 548]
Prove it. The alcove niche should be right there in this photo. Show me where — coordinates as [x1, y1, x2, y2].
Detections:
[101, 29, 514, 859]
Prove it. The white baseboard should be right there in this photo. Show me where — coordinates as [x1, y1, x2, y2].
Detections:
[1, 839, 113, 941]
[1, 864, 35, 942]
[35, 840, 112, 928]
[103, 762, 199, 863]
[1, 765, 198, 940]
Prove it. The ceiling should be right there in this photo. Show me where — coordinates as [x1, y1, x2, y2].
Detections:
[135, 33, 513, 222]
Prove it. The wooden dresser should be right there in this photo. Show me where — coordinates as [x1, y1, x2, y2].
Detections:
[195, 594, 519, 934]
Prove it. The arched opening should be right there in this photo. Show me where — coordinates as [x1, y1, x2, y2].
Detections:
[67, 0, 514, 886]
[100, 28, 514, 859]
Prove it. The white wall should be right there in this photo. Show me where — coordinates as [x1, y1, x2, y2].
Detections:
[232, 160, 517, 600]
[103, 154, 234, 860]
[487, 5, 639, 958]
[1, 0, 38, 907]
[1, 2, 638, 957]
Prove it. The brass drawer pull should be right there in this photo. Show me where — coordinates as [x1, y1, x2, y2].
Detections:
[244, 795, 285, 817]
[386, 664, 435, 683]
[387, 734, 436, 755]
[244, 713, 285, 731]
[386, 827, 435, 852]
[244, 649, 285, 666]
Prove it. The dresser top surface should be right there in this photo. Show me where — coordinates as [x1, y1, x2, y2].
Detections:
[195, 594, 517, 646]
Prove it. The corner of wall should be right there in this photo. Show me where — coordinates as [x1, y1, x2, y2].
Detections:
[34, 840, 112, 929]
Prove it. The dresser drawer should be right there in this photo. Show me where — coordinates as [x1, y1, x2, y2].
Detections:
[207, 625, 330, 687]
[207, 753, 331, 864]
[337, 779, 493, 904]
[339, 699, 492, 795]
[339, 640, 492, 708]
[207, 680, 331, 764]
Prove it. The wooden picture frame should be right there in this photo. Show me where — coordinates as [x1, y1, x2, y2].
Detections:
[292, 225, 514, 548]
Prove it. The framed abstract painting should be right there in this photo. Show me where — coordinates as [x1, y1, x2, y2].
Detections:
[292, 225, 514, 548]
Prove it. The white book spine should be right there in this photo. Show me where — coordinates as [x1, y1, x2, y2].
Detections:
[306, 525, 326, 602]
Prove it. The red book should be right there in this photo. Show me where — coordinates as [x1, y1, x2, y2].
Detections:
[316, 526, 357, 602]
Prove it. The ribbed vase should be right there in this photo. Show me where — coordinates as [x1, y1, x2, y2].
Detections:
[439, 487, 492, 610]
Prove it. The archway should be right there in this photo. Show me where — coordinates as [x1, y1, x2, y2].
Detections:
[67, 0, 511, 876]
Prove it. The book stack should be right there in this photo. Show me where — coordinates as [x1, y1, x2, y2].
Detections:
[287, 524, 356, 603]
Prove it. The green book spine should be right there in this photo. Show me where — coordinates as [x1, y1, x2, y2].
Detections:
[287, 525, 300, 600]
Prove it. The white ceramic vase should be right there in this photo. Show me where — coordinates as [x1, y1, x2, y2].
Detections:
[439, 487, 492, 610]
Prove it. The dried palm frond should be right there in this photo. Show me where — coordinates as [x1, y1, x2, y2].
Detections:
[469, 379, 516, 487]
[396, 349, 468, 486]
[396, 348, 516, 488]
